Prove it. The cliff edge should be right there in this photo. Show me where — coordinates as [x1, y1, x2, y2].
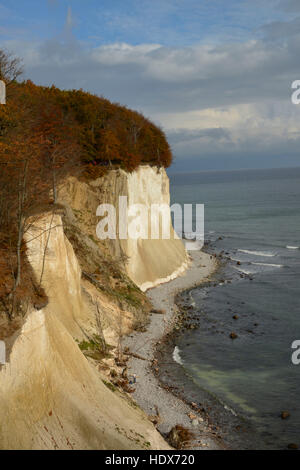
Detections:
[0, 213, 170, 450]
[0, 166, 186, 449]
[59, 165, 188, 291]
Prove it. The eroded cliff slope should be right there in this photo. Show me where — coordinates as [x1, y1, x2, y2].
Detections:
[0, 213, 170, 450]
[59, 165, 188, 291]
[0, 166, 187, 449]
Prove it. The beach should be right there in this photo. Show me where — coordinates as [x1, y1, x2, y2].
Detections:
[124, 246, 225, 450]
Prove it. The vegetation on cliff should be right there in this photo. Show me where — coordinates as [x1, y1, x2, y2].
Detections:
[0, 49, 169, 322]
[1, 72, 172, 174]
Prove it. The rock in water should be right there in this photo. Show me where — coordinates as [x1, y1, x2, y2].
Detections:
[230, 332, 238, 340]
[287, 443, 298, 450]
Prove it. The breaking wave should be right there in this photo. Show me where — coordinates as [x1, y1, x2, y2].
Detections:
[238, 249, 276, 257]
[252, 262, 283, 268]
[173, 346, 184, 365]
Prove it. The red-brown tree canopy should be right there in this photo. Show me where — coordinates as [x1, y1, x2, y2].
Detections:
[0, 80, 173, 303]
[0, 80, 172, 176]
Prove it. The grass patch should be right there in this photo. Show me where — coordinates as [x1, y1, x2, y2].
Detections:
[116, 287, 143, 308]
[102, 379, 117, 392]
[77, 335, 112, 360]
[88, 234, 99, 244]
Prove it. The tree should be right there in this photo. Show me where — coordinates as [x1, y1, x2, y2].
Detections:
[0, 74, 174, 317]
[98, 129, 121, 165]
[35, 105, 81, 202]
[128, 116, 144, 148]
[0, 134, 51, 316]
[0, 49, 23, 84]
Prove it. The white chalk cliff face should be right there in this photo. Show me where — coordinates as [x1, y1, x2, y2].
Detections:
[60, 166, 188, 291]
[0, 214, 169, 450]
[0, 165, 189, 449]
[0, 166, 187, 449]
[116, 166, 188, 291]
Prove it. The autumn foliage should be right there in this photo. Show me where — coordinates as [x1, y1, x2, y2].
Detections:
[1, 80, 172, 172]
[0, 72, 173, 319]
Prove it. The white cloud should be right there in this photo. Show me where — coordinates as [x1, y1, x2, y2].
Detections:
[164, 101, 300, 163]
[3, 20, 300, 167]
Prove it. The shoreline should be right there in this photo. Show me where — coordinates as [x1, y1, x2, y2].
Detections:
[124, 246, 226, 450]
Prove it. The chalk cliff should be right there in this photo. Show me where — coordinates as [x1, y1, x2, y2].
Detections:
[0, 166, 187, 449]
[59, 166, 188, 291]
[0, 214, 169, 450]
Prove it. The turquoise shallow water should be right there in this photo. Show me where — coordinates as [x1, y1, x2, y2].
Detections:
[169, 167, 300, 449]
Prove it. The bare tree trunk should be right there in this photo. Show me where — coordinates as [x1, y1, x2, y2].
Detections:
[52, 154, 57, 203]
[15, 159, 28, 288]
[39, 208, 55, 287]
[10, 159, 28, 317]
[95, 302, 107, 354]
[157, 148, 161, 167]
[116, 305, 124, 363]
[15, 216, 23, 289]
[131, 124, 142, 148]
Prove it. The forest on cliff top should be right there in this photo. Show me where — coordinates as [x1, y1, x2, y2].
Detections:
[0, 50, 172, 323]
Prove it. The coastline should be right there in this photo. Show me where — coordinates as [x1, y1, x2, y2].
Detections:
[124, 245, 225, 450]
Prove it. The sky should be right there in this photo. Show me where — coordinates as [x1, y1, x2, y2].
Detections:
[1, 0, 300, 172]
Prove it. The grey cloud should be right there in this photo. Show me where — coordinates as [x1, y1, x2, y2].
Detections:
[167, 128, 231, 145]
[261, 16, 300, 40]
[278, 0, 300, 12]
[5, 8, 300, 170]
[11, 35, 299, 116]
[169, 128, 300, 172]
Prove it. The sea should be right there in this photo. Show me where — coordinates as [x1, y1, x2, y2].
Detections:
[167, 167, 300, 449]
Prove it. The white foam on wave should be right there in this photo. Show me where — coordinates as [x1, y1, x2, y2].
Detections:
[238, 249, 276, 257]
[252, 262, 283, 268]
[234, 262, 283, 275]
[173, 346, 184, 365]
[188, 291, 196, 307]
[224, 404, 238, 417]
[233, 266, 255, 275]
[286, 246, 299, 250]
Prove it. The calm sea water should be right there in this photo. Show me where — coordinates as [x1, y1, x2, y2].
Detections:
[169, 167, 300, 449]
